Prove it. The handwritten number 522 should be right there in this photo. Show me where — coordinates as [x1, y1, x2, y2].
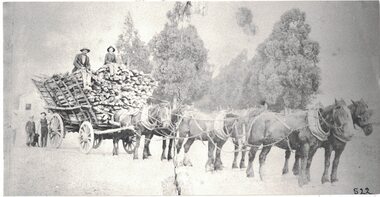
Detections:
[353, 188, 372, 194]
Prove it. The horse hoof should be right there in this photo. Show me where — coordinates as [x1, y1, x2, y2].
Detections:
[246, 171, 254, 178]
[331, 178, 339, 183]
[321, 176, 330, 184]
[214, 165, 224, 171]
[133, 156, 138, 160]
[167, 156, 173, 161]
[232, 163, 238, 169]
[293, 169, 299, 176]
[282, 168, 289, 175]
[240, 162, 246, 169]
[161, 156, 167, 161]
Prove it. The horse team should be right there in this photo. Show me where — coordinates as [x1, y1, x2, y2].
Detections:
[112, 99, 374, 187]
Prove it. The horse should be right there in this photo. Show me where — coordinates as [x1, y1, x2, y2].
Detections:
[112, 108, 143, 157]
[245, 99, 355, 186]
[281, 99, 374, 185]
[174, 106, 237, 171]
[284, 99, 373, 184]
[139, 102, 175, 160]
[230, 107, 267, 169]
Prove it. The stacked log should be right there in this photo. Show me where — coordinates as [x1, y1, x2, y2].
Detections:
[53, 63, 157, 124]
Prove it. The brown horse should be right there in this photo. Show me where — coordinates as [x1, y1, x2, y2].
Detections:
[230, 107, 266, 169]
[174, 107, 237, 171]
[139, 103, 175, 160]
[281, 99, 374, 184]
[245, 99, 355, 186]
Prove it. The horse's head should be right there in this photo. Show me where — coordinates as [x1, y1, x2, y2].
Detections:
[171, 104, 191, 124]
[328, 99, 356, 141]
[349, 99, 373, 136]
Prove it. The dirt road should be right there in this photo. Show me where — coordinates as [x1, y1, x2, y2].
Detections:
[4, 125, 380, 195]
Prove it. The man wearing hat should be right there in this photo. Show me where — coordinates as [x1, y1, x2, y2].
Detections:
[73, 48, 92, 90]
[104, 46, 118, 76]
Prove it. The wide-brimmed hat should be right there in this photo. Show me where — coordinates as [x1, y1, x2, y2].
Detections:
[80, 48, 90, 52]
[107, 46, 115, 52]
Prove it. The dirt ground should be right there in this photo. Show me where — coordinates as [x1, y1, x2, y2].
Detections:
[4, 125, 380, 195]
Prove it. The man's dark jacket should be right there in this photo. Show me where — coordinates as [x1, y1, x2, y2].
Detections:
[73, 53, 91, 72]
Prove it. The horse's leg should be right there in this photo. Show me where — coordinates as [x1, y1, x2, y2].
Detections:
[240, 145, 247, 168]
[214, 139, 227, 171]
[246, 146, 258, 177]
[115, 137, 119, 156]
[259, 145, 272, 181]
[147, 133, 153, 156]
[306, 145, 318, 183]
[205, 139, 215, 172]
[133, 133, 141, 160]
[143, 133, 153, 159]
[167, 138, 173, 161]
[321, 145, 333, 184]
[183, 138, 195, 166]
[292, 149, 301, 175]
[232, 140, 239, 169]
[176, 138, 184, 154]
[298, 143, 310, 187]
[282, 149, 291, 175]
[161, 138, 167, 161]
[112, 137, 117, 156]
[330, 144, 345, 183]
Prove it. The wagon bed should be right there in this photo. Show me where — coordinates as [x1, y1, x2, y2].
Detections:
[32, 72, 137, 153]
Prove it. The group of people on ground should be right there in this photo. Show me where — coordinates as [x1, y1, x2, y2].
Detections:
[25, 112, 49, 147]
[73, 46, 118, 90]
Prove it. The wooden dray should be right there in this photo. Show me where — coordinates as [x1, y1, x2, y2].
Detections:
[32, 74, 138, 154]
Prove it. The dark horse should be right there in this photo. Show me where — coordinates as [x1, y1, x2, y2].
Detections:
[245, 99, 355, 186]
[230, 107, 266, 169]
[139, 103, 175, 160]
[174, 106, 238, 171]
[281, 99, 374, 185]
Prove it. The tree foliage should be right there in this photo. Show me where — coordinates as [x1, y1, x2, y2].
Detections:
[116, 12, 152, 73]
[236, 7, 257, 36]
[246, 8, 321, 110]
[149, 2, 211, 103]
[206, 50, 255, 110]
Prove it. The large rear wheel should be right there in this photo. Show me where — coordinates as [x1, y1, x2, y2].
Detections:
[79, 121, 94, 154]
[49, 113, 64, 148]
[123, 135, 137, 154]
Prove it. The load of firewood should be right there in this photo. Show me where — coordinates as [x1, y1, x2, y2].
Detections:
[71, 63, 158, 123]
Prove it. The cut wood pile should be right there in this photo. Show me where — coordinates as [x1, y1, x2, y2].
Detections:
[35, 63, 158, 124]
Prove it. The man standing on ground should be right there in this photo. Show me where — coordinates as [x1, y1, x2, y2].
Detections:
[25, 116, 35, 147]
[73, 48, 92, 91]
[40, 112, 49, 147]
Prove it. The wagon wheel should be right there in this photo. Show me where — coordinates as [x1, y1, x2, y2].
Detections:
[93, 135, 103, 149]
[79, 121, 94, 154]
[49, 113, 64, 148]
[123, 135, 137, 154]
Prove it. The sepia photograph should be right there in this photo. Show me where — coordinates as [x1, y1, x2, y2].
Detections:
[2, 1, 380, 195]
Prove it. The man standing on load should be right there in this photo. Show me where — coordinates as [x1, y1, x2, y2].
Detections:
[73, 48, 92, 91]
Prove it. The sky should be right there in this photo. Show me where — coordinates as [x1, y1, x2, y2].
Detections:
[3, 1, 380, 113]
